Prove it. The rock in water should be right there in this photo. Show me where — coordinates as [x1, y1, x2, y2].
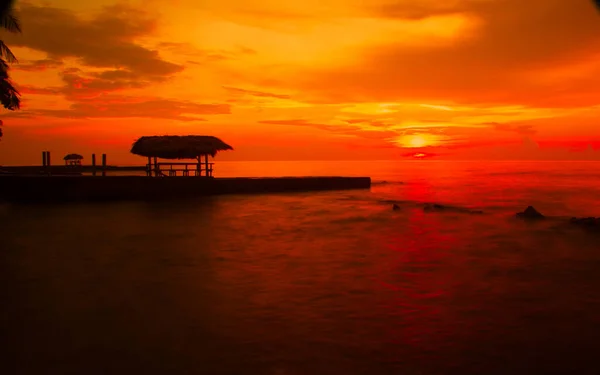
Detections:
[516, 206, 545, 219]
[423, 203, 445, 212]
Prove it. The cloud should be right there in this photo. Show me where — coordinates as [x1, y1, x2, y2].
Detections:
[5, 93, 231, 121]
[13, 58, 63, 72]
[223, 86, 291, 100]
[6, 2, 183, 79]
[258, 118, 402, 148]
[485, 122, 537, 135]
[16, 84, 62, 95]
[372, 0, 471, 20]
[158, 42, 257, 64]
[1, 3, 234, 122]
[258, 119, 339, 131]
[249, 0, 600, 107]
[58, 68, 151, 99]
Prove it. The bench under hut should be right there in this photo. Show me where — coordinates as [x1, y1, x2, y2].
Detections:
[130, 135, 233, 177]
[63, 153, 83, 166]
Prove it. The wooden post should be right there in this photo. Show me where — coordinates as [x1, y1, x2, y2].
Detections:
[204, 154, 209, 177]
[101, 154, 106, 177]
[46, 151, 52, 176]
[153, 157, 158, 177]
[42, 151, 47, 176]
[91, 154, 96, 176]
[147, 156, 151, 177]
[196, 156, 201, 176]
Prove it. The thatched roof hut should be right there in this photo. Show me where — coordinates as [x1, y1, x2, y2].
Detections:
[130, 135, 233, 159]
[63, 153, 83, 161]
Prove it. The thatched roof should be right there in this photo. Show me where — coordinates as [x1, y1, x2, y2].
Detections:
[130, 135, 233, 159]
[63, 153, 83, 160]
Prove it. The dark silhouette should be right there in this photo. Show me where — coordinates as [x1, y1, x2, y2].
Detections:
[63, 153, 84, 166]
[131, 135, 233, 177]
[0, 0, 21, 140]
[516, 206, 545, 220]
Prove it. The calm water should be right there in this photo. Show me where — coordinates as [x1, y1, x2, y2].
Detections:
[2, 160, 600, 375]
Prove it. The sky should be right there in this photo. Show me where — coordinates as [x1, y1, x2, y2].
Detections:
[1, 0, 600, 164]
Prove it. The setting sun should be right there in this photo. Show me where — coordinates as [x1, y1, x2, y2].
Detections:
[396, 134, 431, 148]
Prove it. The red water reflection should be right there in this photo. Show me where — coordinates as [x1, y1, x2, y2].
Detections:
[373, 177, 473, 367]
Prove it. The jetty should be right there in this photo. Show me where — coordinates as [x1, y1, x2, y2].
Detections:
[0, 135, 371, 203]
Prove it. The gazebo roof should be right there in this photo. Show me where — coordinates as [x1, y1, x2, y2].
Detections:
[63, 153, 84, 160]
[130, 135, 233, 159]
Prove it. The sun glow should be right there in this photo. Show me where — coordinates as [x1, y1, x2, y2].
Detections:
[397, 134, 432, 148]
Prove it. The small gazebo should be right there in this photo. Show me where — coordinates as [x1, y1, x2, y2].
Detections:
[63, 153, 83, 166]
[130, 135, 233, 177]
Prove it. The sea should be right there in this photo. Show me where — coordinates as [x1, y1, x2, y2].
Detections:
[1, 160, 600, 375]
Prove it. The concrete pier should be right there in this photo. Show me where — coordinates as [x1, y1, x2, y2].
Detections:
[0, 176, 371, 203]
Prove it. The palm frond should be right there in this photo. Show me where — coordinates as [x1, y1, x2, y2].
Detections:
[0, 40, 17, 63]
[0, 0, 16, 22]
[0, 79, 20, 110]
[0, 57, 20, 110]
[0, 12, 20, 33]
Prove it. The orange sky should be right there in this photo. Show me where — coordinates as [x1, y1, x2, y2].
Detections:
[1, 0, 600, 164]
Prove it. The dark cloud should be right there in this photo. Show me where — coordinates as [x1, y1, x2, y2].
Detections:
[13, 58, 63, 72]
[223, 86, 291, 99]
[5, 94, 231, 121]
[158, 42, 231, 63]
[2, 3, 260, 123]
[401, 151, 439, 158]
[58, 68, 149, 99]
[6, 2, 183, 78]
[16, 84, 62, 95]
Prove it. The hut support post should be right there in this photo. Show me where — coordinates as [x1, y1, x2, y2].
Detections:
[147, 156, 151, 177]
[101, 154, 106, 177]
[204, 154, 209, 177]
[46, 151, 52, 176]
[91, 154, 96, 176]
[153, 157, 158, 177]
[42, 151, 47, 168]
